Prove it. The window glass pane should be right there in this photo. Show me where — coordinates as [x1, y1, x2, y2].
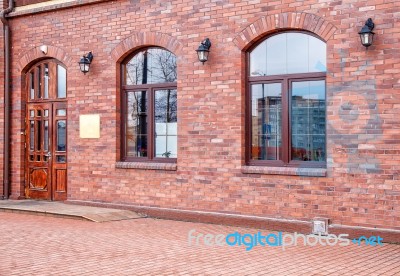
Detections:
[57, 109, 66, 116]
[250, 40, 267, 76]
[44, 120, 49, 151]
[30, 121, 34, 150]
[126, 91, 148, 157]
[291, 80, 326, 161]
[56, 156, 66, 163]
[44, 110, 49, 117]
[155, 89, 177, 158]
[251, 83, 282, 160]
[30, 72, 35, 100]
[250, 33, 326, 76]
[57, 120, 66, 151]
[37, 66, 41, 99]
[287, 33, 308, 74]
[266, 34, 287, 76]
[308, 36, 327, 72]
[44, 64, 49, 99]
[36, 120, 41, 151]
[125, 48, 177, 85]
[57, 65, 67, 98]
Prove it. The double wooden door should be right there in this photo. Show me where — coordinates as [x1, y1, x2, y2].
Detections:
[25, 102, 67, 200]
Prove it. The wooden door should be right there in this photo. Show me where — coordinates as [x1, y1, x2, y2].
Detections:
[26, 103, 53, 200]
[25, 59, 68, 201]
[51, 102, 67, 201]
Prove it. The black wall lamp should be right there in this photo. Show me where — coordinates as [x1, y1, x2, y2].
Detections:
[359, 18, 375, 48]
[78, 52, 93, 74]
[196, 38, 211, 64]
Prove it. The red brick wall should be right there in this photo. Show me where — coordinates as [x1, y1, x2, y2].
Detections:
[7, 0, 400, 230]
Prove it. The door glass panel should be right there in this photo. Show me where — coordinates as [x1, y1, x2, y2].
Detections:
[44, 156, 48, 162]
[44, 64, 49, 99]
[251, 83, 282, 160]
[126, 91, 148, 157]
[56, 156, 66, 163]
[37, 66, 41, 99]
[291, 80, 326, 161]
[44, 110, 49, 117]
[37, 120, 42, 151]
[154, 89, 177, 158]
[30, 72, 35, 100]
[30, 155, 34, 161]
[37, 110, 42, 117]
[30, 110, 34, 118]
[56, 109, 66, 116]
[44, 121, 49, 151]
[57, 120, 66, 151]
[57, 65, 67, 98]
[30, 121, 35, 150]
[36, 155, 41, 161]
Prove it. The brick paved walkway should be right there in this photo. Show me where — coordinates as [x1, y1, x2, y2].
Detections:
[0, 212, 399, 276]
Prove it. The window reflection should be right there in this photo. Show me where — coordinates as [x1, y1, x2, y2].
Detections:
[44, 64, 49, 99]
[125, 48, 177, 85]
[57, 120, 66, 151]
[251, 83, 282, 160]
[291, 80, 326, 161]
[127, 91, 148, 157]
[124, 47, 178, 160]
[57, 65, 67, 98]
[155, 89, 177, 158]
[30, 72, 35, 100]
[250, 33, 326, 76]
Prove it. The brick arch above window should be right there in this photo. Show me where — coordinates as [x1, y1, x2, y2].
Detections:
[111, 31, 183, 63]
[17, 45, 72, 73]
[233, 12, 337, 51]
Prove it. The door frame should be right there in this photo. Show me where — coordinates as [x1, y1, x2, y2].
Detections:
[24, 59, 68, 201]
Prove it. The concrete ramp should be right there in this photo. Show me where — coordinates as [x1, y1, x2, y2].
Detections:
[0, 200, 144, 222]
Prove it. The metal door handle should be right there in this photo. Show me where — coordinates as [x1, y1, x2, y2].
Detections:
[45, 152, 52, 158]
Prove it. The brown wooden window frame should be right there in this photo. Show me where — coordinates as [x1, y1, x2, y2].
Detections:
[246, 32, 327, 168]
[120, 48, 177, 163]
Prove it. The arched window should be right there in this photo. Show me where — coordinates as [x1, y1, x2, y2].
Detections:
[122, 47, 177, 161]
[247, 32, 326, 167]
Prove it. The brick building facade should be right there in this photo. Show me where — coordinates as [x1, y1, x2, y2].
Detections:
[0, 0, 399, 240]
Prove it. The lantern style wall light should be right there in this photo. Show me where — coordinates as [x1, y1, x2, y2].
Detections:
[359, 18, 375, 48]
[196, 38, 211, 64]
[78, 52, 94, 74]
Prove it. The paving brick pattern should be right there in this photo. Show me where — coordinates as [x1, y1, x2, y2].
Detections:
[0, 213, 399, 276]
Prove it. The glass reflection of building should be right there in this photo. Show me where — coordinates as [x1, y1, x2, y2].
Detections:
[291, 95, 325, 161]
[252, 96, 282, 160]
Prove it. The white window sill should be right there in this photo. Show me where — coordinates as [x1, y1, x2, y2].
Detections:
[115, 162, 177, 171]
[241, 166, 326, 177]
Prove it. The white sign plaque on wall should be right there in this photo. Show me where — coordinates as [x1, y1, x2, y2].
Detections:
[79, 114, 100, 138]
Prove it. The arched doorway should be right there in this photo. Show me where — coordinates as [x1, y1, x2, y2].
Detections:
[25, 59, 68, 201]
